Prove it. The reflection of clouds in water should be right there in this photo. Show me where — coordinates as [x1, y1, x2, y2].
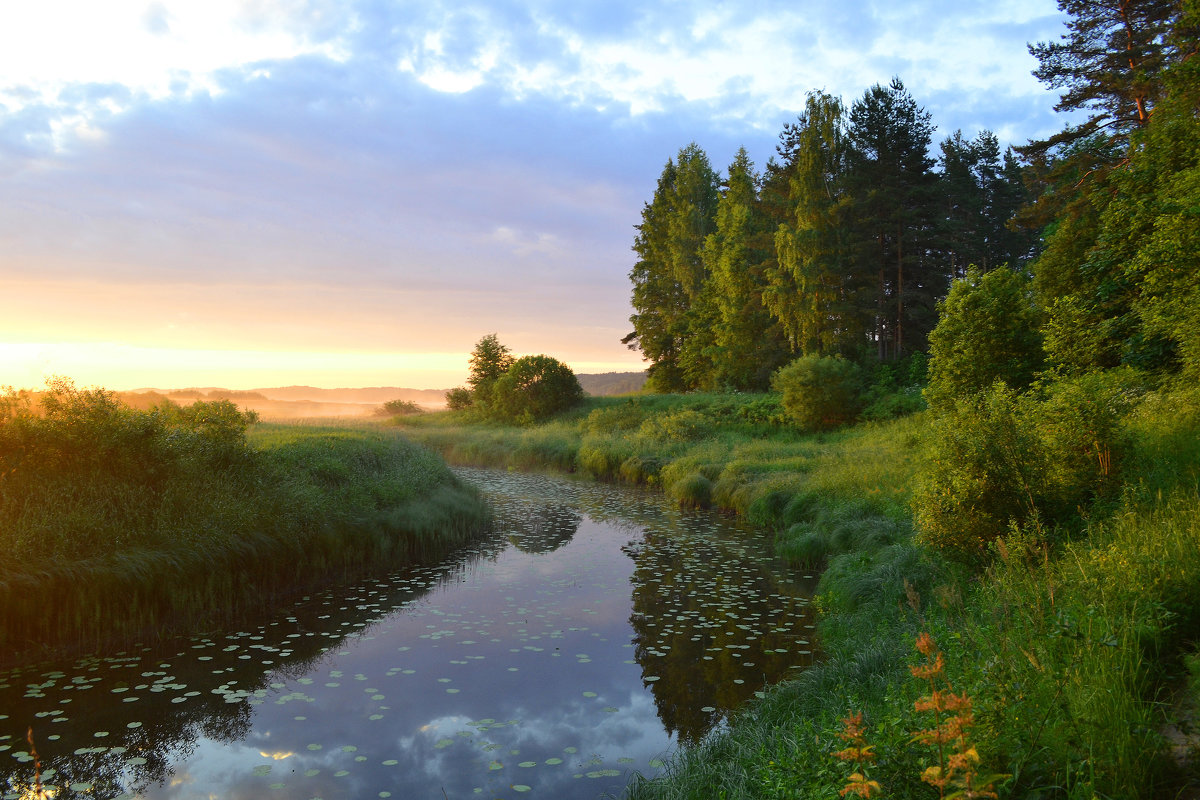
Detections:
[0, 468, 810, 800]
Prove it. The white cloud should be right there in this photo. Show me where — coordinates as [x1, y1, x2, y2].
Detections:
[0, 0, 347, 112]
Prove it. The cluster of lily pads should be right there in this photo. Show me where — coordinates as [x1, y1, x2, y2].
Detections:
[2, 468, 816, 799]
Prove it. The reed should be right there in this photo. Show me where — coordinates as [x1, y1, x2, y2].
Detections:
[0, 387, 489, 664]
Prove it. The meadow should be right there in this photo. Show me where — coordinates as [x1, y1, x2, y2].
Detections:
[396, 387, 1200, 799]
[0, 381, 488, 663]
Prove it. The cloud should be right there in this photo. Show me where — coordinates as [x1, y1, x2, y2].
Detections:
[142, 2, 172, 35]
[0, 0, 1077, 386]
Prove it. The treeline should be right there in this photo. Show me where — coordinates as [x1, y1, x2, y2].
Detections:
[624, 79, 1035, 392]
[627, 0, 1198, 395]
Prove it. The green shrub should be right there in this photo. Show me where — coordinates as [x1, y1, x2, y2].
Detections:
[377, 399, 423, 416]
[489, 354, 584, 422]
[584, 401, 646, 434]
[445, 387, 472, 411]
[771, 355, 865, 431]
[924, 267, 1043, 410]
[635, 408, 709, 443]
[913, 375, 1131, 559]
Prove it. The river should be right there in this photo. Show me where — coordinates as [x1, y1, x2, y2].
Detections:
[0, 468, 817, 799]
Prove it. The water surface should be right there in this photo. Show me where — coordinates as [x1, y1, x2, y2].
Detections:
[1, 469, 816, 799]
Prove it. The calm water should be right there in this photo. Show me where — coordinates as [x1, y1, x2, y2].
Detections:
[0, 469, 817, 799]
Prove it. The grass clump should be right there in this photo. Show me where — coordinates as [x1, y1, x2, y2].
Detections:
[0, 381, 488, 662]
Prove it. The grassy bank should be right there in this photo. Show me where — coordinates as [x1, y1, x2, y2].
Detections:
[0, 384, 488, 663]
[397, 389, 1200, 798]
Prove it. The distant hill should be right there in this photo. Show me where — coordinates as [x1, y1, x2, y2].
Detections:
[128, 385, 448, 418]
[576, 371, 647, 396]
[124, 373, 647, 418]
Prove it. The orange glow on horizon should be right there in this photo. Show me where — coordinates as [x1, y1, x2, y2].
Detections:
[0, 342, 645, 392]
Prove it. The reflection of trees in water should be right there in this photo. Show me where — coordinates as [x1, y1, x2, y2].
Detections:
[0, 536, 506, 800]
[505, 504, 583, 554]
[625, 520, 817, 745]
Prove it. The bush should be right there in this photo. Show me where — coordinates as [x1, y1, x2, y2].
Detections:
[635, 409, 709, 443]
[377, 399, 423, 416]
[445, 387, 472, 411]
[771, 355, 865, 431]
[489, 355, 584, 423]
[912, 375, 1131, 559]
[924, 267, 1043, 410]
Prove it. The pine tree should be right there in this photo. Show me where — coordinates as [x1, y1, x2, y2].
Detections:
[846, 78, 942, 360]
[1027, 0, 1181, 157]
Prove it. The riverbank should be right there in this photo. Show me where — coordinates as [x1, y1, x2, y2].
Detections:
[0, 383, 488, 665]
[396, 389, 1200, 798]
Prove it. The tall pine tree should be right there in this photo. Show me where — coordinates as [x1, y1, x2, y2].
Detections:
[846, 78, 942, 359]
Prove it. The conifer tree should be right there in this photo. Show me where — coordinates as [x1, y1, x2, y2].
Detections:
[765, 92, 864, 356]
[704, 148, 788, 389]
[846, 78, 942, 359]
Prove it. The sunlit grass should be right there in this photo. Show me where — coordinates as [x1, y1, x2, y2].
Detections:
[0, 391, 488, 663]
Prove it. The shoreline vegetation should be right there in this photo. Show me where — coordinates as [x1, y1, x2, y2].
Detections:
[0, 379, 489, 666]
[394, 383, 1200, 798]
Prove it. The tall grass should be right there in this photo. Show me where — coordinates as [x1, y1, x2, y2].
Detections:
[0, 385, 488, 663]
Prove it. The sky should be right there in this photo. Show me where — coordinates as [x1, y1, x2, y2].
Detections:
[0, 0, 1074, 391]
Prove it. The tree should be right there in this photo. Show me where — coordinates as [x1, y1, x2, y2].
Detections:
[846, 78, 942, 360]
[625, 158, 687, 391]
[490, 355, 584, 422]
[924, 268, 1044, 410]
[765, 92, 865, 356]
[937, 130, 1036, 278]
[703, 148, 788, 390]
[467, 333, 514, 407]
[1020, 0, 1196, 378]
[625, 144, 720, 392]
[1026, 0, 1181, 159]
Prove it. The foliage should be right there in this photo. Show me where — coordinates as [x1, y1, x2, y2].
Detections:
[846, 77, 942, 359]
[0, 383, 487, 659]
[705, 147, 788, 389]
[765, 91, 862, 356]
[924, 268, 1043, 410]
[625, 144, 720, 392]
[445, 386, 472, 411]
[488, 354, 584, 423]
[913, 374, 1131, 559]
[937, 130, 1034, 277]
[771, 355, 866, 431]
[376, 398, 423, 416]
[862, 352, 928, 421]
[466, 333, 514, 407]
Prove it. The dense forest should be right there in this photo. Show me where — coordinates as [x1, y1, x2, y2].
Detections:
[624, 0, 1198, 395]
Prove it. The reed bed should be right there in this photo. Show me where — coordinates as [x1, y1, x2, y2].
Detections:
[0, 386, 488, 663]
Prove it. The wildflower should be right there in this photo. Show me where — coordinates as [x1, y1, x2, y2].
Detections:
[910, 633, 1006, 799]
[835, 712, 882, 797]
